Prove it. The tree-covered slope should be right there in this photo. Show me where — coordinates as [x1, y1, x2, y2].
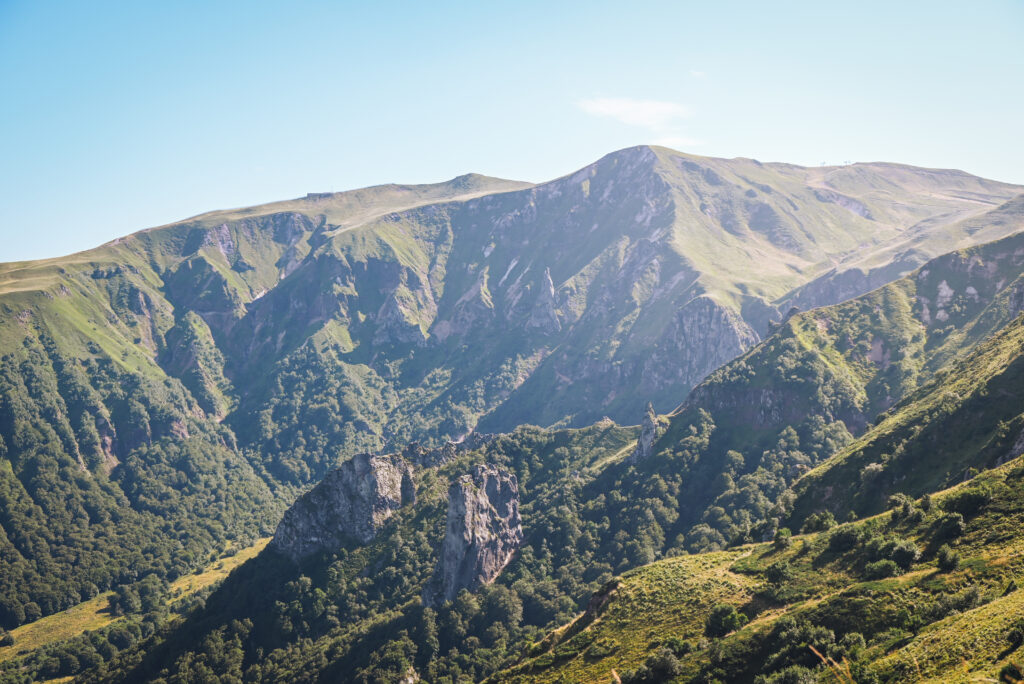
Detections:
[0, 146, 1020, 639]
[498, 458, 1024, 684]
[71, 234, 1024, 683]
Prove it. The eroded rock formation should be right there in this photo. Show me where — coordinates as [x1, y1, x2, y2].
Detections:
[271, 452, 416, 561]
[425, 465, 523, 605]
[630, 402, 658, 463]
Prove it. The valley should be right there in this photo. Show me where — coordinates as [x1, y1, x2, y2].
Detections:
[1, 146, 1023, 683]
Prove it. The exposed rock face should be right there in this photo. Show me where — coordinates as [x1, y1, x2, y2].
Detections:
[425, 465, 523, 605]
[1009, 428, 1024, 462]
[527, 268, 562, 334]
[630, 402, 658, 463]
[271, 452, 416, 561]
[402, 432, 497, 468]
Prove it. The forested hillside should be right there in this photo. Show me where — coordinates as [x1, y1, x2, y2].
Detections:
[3, 146, 1019, 639]
[53, 227, 1024, 684]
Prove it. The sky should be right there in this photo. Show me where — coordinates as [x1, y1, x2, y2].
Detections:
[1, 0, 1022, 262]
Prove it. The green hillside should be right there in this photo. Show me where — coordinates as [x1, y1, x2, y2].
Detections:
[64, 234, 1024, 683]
[497, 459, 1024, 684]
[1, 147, 1023, 681]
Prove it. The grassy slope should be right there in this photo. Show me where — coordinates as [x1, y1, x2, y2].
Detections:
[790, 312, 1024, 522]
[500, 460, 1024, 684]
[0, 538, 269, 666]
[654, 227, 1024, 480]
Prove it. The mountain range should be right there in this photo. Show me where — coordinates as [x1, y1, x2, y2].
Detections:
[1, 146, 1024, 683]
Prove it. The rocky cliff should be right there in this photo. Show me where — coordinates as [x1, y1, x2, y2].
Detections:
[270, 452, 416, 561]
[425, 465, 523, 605]
[630, 402, 659, 463]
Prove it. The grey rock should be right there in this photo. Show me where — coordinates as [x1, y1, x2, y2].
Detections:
[402, 432, 497, 468]
[527, 267, 562, 334]
[271, 452, 416, 561]
[630, 402, 658, 463]
[425, 465, 522, 605]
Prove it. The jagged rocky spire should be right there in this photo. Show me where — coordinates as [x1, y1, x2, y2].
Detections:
[630, 402, 658, 463]
[527, 267, 562, 334]
[424, 464, 523, 606]
[270, 452, 416, 562]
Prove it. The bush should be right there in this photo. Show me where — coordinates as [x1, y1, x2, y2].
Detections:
[828, 526, 862, 552]
[888, 539, 921, 570]
[773, 528, 792, 551]
[705, 603, 747, 638]
[661, 636, 692, 656]
[765, 561, 794, 585]
[801, 511, 836, 534]
[937, 512, 966, 540]
[999, 663, 1023, 683]
[865, 560, 900, 579]
[943, 486, 992, 517]
[621, 646, 683, 683]
[937, 544, 960, 572]
[755, 665, 818, 683]
[1006, 618, 1024, 649]
[867, 535, 920, 570]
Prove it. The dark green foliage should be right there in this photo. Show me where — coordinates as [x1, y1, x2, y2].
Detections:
[773, 527, 792, 550]
[828, 525, 862, 552]
[705, 603, 747, 638]
[937, 512, 967, 539]
[1006, 619, 1024, 649]
[943, 486, 993, 517]
[801, 511, 836, 533]
[0, 334, 278, 628]
[765, 561, 794, 585]
[864, 559, 900, 579]
[1000, 663, 1023, 683]
[620, 646, 684, 683]
[936, 544, 961, 572]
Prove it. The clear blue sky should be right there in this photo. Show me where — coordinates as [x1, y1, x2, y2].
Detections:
[2, 0, 1022, 262]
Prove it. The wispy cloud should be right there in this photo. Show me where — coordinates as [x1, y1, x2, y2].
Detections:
[689, 69, 707, 79]
[577, 97, 690, 129]
[577, 97, 700, 148]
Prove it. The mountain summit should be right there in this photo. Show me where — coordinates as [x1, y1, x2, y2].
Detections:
[0, 146, 1022, 638]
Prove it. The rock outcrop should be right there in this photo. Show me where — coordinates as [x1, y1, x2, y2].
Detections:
[629, 402, 658, 463]
[527, 267, 562, 334]
[402, 432, 497, 468]
[425, 465, 523, 605]
[271, 452, 416, 562]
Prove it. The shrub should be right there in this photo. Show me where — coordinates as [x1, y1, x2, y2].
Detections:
[801, 511, 836, 534]
[828, 526, 862, 552]
[705, 603, 747, 638]
[1006, 618, 1024, 649]
[765, 561, 794, 585]
[937, 544, 960, 572]
[836, 631, 866, 655]
[888, 539, 921, 570]
[621, 646, 683, 683]
[755, 665, 818, 683]
[943, 486, 992, 517]
[661, 636, 692, 656]
[999, 663, 1023, 683]
[773, 528, 793, 551]
[937, 512, 966, 539]
[587, 636, 619, 658]
[867, 535, 920, 570]
[860, 462, 884, 484]
[865, 560, 900, 579]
